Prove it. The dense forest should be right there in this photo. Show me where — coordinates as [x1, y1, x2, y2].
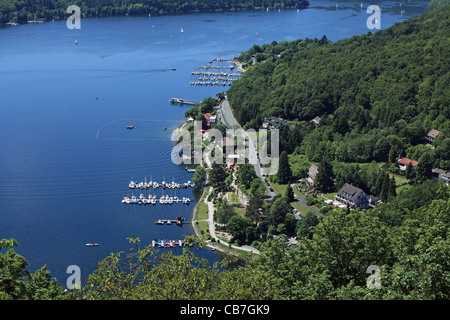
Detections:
[228, 4, 450, 172]
[0, 0, 309, 24]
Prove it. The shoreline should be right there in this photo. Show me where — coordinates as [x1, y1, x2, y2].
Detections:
[1, 5, 310, 27]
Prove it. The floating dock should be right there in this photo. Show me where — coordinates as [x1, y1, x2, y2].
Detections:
[121, 195, 192, 205]
[155, 218, 189, 226]
[129, 180, 195, 190]
[149, 239, 186, 248]
[169, 98, 198, 105]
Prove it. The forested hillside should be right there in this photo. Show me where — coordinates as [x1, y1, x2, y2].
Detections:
[0, 0, 308, 24]
[228, 4, 449, 170]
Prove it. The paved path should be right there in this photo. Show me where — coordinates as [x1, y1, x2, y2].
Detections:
[193, 184, 260, 254]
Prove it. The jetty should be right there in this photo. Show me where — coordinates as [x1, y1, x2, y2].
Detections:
[170, 98, 198, 105]
[155, 216, 188, 226]
[121, 194, 192, 205]
[149, 239, 188, 248]
[129, 178, 195, 190]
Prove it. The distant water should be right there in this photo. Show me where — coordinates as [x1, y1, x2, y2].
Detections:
[0, 1, 429, 285]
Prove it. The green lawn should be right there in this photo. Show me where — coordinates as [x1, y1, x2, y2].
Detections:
[196, 201, 209, 221]
[290, 202, 312, 215]
[234, 207, 246, 218]
[322, 192, 337, 201]
[269, 181, 288, 196]
[197, 221, 210, 238]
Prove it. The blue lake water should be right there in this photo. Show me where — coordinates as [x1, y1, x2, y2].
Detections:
[0, 1, 429, 285]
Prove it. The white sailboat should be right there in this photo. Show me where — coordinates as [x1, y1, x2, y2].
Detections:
[181, 27, 184, 33]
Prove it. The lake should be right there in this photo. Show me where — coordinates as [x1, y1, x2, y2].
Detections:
[0, 1, 429, 285]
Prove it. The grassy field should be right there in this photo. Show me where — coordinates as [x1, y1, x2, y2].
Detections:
[197, 221, 210, 238]
[234, 207, 246, 218]
[196, 201, 209, 221]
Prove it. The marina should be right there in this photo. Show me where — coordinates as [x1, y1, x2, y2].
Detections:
[149, 239, 193, 248]
[121, 194, 192, 205]
[128, 178, 195, 189]
[190, 58, 242, 87]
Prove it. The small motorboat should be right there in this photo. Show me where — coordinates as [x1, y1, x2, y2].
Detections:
[86, 243, 98, 247]
[127, 125, 135, 129]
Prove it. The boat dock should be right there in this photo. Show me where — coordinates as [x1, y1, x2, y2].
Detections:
[155, 217, 189, 226]
[121, 194, 192, 205]
[149, 239, 189, 248]
[170, 98, 198, 105]
[129, 179, 195, 190]
[190, 58, 242, 87]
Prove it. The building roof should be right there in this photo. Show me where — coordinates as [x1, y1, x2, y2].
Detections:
[427, 129, 442, 139]
[337, 183, 366, 201]
[264, 116, 285, 125]
[433, 168, 450, 182]
[311, 116, 321, 125]
[309, 164, 319, 176]
[397, 158, 418, 167]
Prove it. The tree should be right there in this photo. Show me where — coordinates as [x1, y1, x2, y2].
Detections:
[226, 216, 253, 244]
[315, 159, 334, 193]
[388, 145, 396, 163]
[284, 184, 295, 203]
[249, 178, 266, 198]
[277, 151, 292, 184]
[415, 153, 433, 183]
[215, 203, 236, 225]
[209, 164, 228, 189]
[267, 197, 291, 227]
[405, 161, 415, 180]
[192, 165, 206, 187]
[239, 163, 257, 190]
[0, 239, 62, 300]
[379, 172, 391, 202]
[245, 196, 265, 224]
[296, 211, 320, 239]
[388, 176, 397, 200]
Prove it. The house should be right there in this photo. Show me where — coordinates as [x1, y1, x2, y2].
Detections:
[432, 168, 450, 185]
[305, 164, 319, 186]
[262, 116, 287, 129]
[311, 116, 321, 126]
[397, 157, 418, 171]
[335, 183, 369, 209]
[425, 129, 442, 143]
[204, 113, 212, 126]
[368, 195, 380, 208]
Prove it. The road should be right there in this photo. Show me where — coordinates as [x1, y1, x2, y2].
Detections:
[218, 97, 276, 198]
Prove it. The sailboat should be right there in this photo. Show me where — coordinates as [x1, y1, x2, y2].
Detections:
[181, 27, 184, 33]
[256, 32, 259, 37]
[74, 39, 78, 45]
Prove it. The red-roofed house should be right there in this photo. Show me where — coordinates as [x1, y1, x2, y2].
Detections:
[425, 129, 442, 143]
[397, 157, 418, 171]
[204, 113, 216, 127]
